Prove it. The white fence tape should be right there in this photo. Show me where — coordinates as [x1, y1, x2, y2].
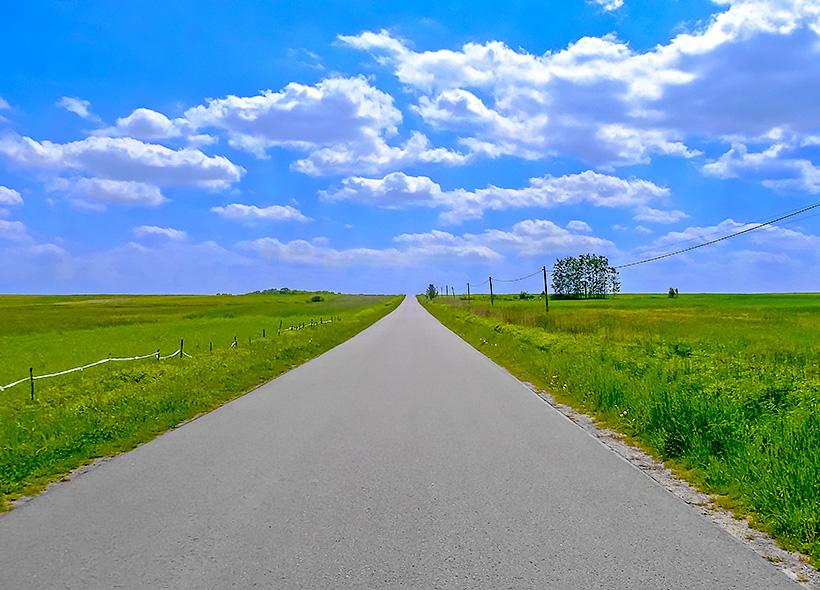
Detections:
[2, 317, 339, 393]
[1, 349, 192, 392]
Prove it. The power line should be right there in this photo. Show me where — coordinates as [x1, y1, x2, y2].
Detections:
[494, 269, 542, 283]
[613, 202, 820, 270]
[461, 201, 820, 286]
[612, 203, 820, 267]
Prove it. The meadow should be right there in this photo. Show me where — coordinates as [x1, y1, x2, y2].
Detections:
[0, 291, 403, 510]
[420, 292, 820, 565]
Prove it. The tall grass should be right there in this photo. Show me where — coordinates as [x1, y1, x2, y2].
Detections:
[421, 293, 820, 564]
[0, 293, 403, 509]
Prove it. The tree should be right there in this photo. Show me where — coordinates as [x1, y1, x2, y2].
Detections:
[426, 284, 437, 299]
[551, 254, 620, 298]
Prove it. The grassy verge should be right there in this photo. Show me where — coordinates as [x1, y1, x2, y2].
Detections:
[1, 292, 403, 510]
[420, 293, 820, 565]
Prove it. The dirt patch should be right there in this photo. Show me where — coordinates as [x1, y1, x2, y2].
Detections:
[524, 382, 818, 589]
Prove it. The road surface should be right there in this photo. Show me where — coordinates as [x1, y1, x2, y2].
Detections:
[0, 296, 801, 589]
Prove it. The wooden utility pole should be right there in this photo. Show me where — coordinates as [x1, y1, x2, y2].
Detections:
[489, 277, 494, 306]
[467, 282, 471, 302]
[542, 266, 549, 314]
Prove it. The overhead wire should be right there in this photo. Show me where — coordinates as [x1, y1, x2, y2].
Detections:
[459, 201, 820, 286]
[613, 202, 820, 269]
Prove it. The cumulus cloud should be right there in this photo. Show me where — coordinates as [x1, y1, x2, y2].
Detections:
[57, 96, 102, 122]
[567, 220, 592, 232]
[95, 107, 195, 142]
[0, 133, 244, 208]
[0, 134, 243, 190]
[588, 0, 624, 12]
[341, 3, 820, 174]
[648, 218, 820, 254]
[703, 136, 820, 193]
[292, 131, 469, 176]
[323, 169, 673, 224]
[397, 219, 615, 257]
[0, 219, 27, 241]
[177, 76, 466, 174]
[185, 77, 399, 153]
[0, 186, 23, 206]
[240, 218, 613, 267]
[240, 237, 405, 266]
[211, 203, 312, 223]
[133, 225, 188, 241]
[49, 178, 168, 208]
[633, 206, 689, 224]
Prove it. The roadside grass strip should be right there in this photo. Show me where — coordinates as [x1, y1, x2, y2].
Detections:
[0, 293, 403, 510]
[420, 293, 820, 566]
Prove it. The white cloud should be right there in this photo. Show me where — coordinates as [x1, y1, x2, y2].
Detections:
[0, 134, 243, 190]
[28, 243, 66, 256]
[703, 138, 820, 193]
[588, 0, 624, 12]
[0, 186, 23, 206]
[633, 206, 689, 224]
[56, 97, 101, 122]
[133, 225, 188, 241]
[240, 237, 405, 266]
[178, 76, 468, 175]
[185, 76, 400, 153]
[50, 178, 168, 207]
[98, 108, 195, 142]
[0, 219, 27, 241]
[397, 219, 615, 258]
[342, 4, 820, 172]
[0, 134, 244, 207]
[0, 96, 9, 110]
[239, 218, 613, 267]
[323, 169, 671, 224]
[320, 171, 446, 208]
[567, 220, 592, 232]
[211, 203, 312, 223]
[651, 218, 820, 252]
[292, 131, 469, 176]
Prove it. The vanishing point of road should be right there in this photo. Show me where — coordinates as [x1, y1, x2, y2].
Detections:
[0, 296, 802, 589]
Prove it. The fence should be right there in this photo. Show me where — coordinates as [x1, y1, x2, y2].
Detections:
[0, 315, 343, 397]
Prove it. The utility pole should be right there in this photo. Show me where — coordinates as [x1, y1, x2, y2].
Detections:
[467, 282, 471, 303]
[542, 266, 549, 314]
[489, 277, 494, 306]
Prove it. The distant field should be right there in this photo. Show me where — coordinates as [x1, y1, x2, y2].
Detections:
[0, 292, 403, 510]
[421, 293, 820, 565]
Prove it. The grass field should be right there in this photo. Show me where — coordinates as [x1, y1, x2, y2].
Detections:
[0, 291, 403, 510]
[420, 292, 820, 565]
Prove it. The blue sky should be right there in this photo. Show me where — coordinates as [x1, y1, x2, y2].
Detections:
[2, 0, 820, 295]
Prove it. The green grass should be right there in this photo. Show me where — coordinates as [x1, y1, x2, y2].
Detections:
[0, 292, 403, 509]
[421, 293, 820, 565]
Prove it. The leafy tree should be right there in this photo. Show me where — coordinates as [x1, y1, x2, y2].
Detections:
[551, 254, 620, 298]
[426, 284, 437, 299]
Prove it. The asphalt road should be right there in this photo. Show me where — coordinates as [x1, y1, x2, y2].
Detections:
[0, 296, 801, 589]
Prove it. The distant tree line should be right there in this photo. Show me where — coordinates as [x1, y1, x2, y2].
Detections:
[551, 254, 620, 299]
